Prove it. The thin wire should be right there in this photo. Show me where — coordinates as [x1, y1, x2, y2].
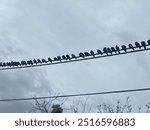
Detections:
[0, 47, 150, 71]
[0, 87, 150, 102]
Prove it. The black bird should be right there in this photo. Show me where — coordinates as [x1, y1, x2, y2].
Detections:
[141, 41, 146, 49]
[33, 59, 38, 64]
[128, 44, 135, 50]
[71, 54, 77, 59]
[37, 59, 42, 64]
[7, 62, 12, 67]
[135, 42, 141, 49]
[103, 47, 108, 55]
[79, 52, 85, 58]
[3, 62, 6, 67]
[111, 47, 116, 54]
[115, 45, 120, 54]
[90, 50, 95, 57]
[29, 60, 33, 65]
[147, 40, 150, 45]
[62, 55, 67, 60]
[107, 48, 112, 54]
[121, 45, 127, 52]
[42, 59, 47, 63]
[27, 60, 30, 65]
[0, 62, 3, 67]
[21, 61, 25, 65]
[66, 55, 71, 60]
[17, 62, 21, 66]
[84, 52, 91, 56]
[48, 58, 52, 63]
[53, 57, 58, 61]
[57, 56, 62, 62]
[97, 49, 103, 55]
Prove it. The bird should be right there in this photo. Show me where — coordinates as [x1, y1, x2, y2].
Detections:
[90, 50, 95, 57]
[48, 58, 52, 63]
[57, 56, 62, 62]
[29, 60, 33, 65]
[33, 59, 38, 64]
[121, 45, 127, 52]
[62, 55, 67, 60]
[27, 60, 30, 65]
[0, 62, 3, 67]
[141, 41, 146, 49]
[97, 49, 103, 55]
[128, 44, 135, 50]
[103, 47, 108, 55]
[42, 59, 47, 63]
[84, 52, 91, 56]
[53, 57, 58, 61]
[147, 40, 150, 45]
[79, 52, 85, 58]
[135, 42, 141, 49]
[66, 55, 71, 60]
[2, 62, 6, 67]
[37, 59, 42, 64]
[115, 45, 120, 54]
[71, 54, 77, 59]
[107, 48, 112, 54]
[111, 47, 117, 54]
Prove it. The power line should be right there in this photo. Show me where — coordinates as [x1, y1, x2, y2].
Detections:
[0, 87, 150, 102]
[0, 43, 150, 71]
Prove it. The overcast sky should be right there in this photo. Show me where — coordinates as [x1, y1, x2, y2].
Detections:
[0, 0, 150, 112]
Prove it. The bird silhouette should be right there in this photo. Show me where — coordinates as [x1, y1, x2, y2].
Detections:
[128, 44, 135, 50]
[97, 49, 103, 55]
[111, 47, 116, 54]
[147, 40, 150, 45]
[115, 45, 120, 54]
[90, 50, 95, 57]
[57, 56, 62, 62]
[48, 58, 52, 63]
[135, 42, 141, 49]
[79, 52, 85, 58]
[42, 59, 47, 63]
[62, 55, 67, 60]
[27, 60, 30, 65]
[2, 62, 6, 67]
[0, 62, 3, 67]
[103, 47, 108, 55]
[66, 55, 71, 60]
[33, 59, 38, 64]
[107, 48, 112, 54]
[37, 59, 42, 64]
[141, 41, 146, 49]
[121, 45, 127, 52]
[84, 52, 91, 56]
[71, 54, 77, 59]
[53, 57, 58, 61]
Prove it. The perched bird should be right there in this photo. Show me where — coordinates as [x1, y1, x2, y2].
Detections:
[53, 57, 58, 61]
[90, 50, 95, 57]
[0, 62, 3, 67]
[79, 52, 85, 58]
[33, 59, 38, 64]
[141, 41, 146, 49]
[71, 54, 77, 59]
[103, 47, 108, 55]
[48, 58, 52, 63]
[17, 62, 21, 66]
[107, 48, 112, 54]
[84, 52, 91, 56]
[135, 42, 141, 49]
[66, 55, 71, 60]
[128, 44, 135, 50]
[2, 62, 6, 67]
[27, 60, 30, 65]
[42, 59, 47, 63]
[62, 55, 67, 60]
[147, 40, 150, 45]
[29, 60, 33, 65]
[111, 47, 116, 54]
[57, 56, 62, 62]
[121, 45, 127, 52]
[37, 59, 42, 64]
[115, 45, 120, 54]
[97, 49, 103, 55]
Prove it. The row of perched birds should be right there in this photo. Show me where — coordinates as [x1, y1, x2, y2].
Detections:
[0, 40, 150, 68]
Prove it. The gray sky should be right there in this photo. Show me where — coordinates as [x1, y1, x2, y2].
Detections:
[0, 0, 150, 112]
